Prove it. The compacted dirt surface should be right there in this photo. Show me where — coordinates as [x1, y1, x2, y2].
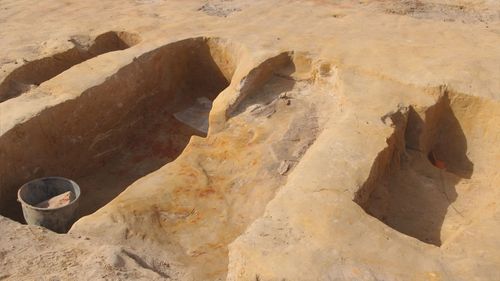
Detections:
[1, 0, 500, 280]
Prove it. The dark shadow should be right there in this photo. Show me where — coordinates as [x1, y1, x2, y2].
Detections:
[422, 94, 474, 179]
[0, 37, 232, 225]
[228, 52, 295, 116]
[354, 94, 473, 246]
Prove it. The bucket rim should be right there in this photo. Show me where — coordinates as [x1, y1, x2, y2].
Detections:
[17, 176, 81, 211]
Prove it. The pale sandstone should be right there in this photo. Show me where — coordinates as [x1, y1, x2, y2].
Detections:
[0, 0, 499, 280]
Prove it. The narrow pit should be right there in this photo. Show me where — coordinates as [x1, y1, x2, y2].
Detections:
[354, 92, 475, 246]
[0, 31, 141, 103]
[0, 37, 236, 225]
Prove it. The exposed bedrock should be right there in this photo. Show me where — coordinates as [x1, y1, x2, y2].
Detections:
[0, 33, 498, 281]
[0, 31, 141, 103]
[0, 37, 234, 222]
[225, 80, 500, 280]
[1, 1, 500, 280]
[69, 51, 337, 280]
[355, 88, 499, 247]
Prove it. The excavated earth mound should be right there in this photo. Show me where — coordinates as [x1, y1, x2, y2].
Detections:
[0, 0, 499, 280]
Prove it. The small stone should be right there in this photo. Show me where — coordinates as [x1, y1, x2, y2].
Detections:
[247, 104, 263, 112]
[278, 161, 290, 175]
[105, 250, 125, 268]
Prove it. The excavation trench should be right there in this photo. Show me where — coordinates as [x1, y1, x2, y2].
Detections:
[354, 89, 500, 246]
[68, 51, 325, 280]
[0, 31, 141, 103]
[0, 37, 236, 224]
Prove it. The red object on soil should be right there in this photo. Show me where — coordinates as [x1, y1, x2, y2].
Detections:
[428, 151, 447, 170]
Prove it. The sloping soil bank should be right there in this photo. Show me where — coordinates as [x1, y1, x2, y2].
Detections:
[355, 89, 499, 246]
[0, 37, 236, 223]
[0, 31, 141, 103]
[69, 51, 333, 280]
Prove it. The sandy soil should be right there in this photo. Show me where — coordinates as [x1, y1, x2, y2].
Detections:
[0, 0, 499, 280]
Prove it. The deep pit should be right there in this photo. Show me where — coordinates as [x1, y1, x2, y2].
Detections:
[354, 90, 482, 246]
[0, 37, 236, 224]
[0, 31, 141, 103]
